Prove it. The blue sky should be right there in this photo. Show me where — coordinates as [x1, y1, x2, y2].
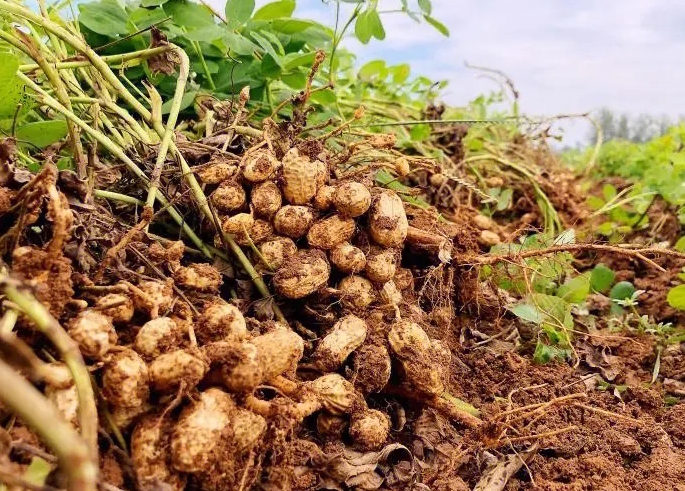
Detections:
[225, 0, 685, 146]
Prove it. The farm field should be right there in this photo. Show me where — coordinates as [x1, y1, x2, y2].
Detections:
[1, 1, 685, 490]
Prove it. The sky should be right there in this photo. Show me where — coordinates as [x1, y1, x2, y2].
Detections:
[218, 0, 685, 147]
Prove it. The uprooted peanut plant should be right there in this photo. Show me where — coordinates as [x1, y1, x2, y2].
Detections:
[3, 1, 685, 491]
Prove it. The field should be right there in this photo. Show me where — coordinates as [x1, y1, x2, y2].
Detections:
[2, 1, 685, 490]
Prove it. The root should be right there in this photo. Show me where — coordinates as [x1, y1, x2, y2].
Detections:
[472, 243, 685, 272]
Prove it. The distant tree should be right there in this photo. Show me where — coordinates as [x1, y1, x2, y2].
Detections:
[587, 108, 677, 146]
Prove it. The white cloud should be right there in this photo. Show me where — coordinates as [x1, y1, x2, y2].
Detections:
[213, 0, 685, 145]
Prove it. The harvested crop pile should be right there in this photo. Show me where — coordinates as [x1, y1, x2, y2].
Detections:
[4, 3, 685, 491]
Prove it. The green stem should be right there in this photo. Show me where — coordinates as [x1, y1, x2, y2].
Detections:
[1, 277, 98, 472]
[145, 48, 189, 210]
[0, 309, 18, 335]
[0, 358, 97, 491]
[0, 29, 87, 177]
[191, 39, 216, 90]
[17, 72, 212, 258]
[93, 189, 145, 206]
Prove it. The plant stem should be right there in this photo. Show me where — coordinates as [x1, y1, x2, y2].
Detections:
[0, 358, 97, 491]
[1, 276, 98, 470]
[0, 309, 18, 335]
[19, 46, 171, 72]
[17, 71, 212, 258]
[93, 189, 145, 206]
[145, 48, 189, 212]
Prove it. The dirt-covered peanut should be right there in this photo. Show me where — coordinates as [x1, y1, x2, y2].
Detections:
[308, 374, 361, 416]
[68, 310, 117, 359]
[171, 388, 235, 473]
[353, 344, 391, 394]
[102, 348, 149, 408]
[110, 402, 152, 430]
[316, 413, 348, 439]
[338, 275, 376, 310]
[132, 415, 186, 491]
[479, 229, 501, 246]
[393, 267, 414, 291]
[210, 181, 246, 212]
[395, 157, 410, 176]
[196, 302, 247, 344]
[149, 349, 209, 393]
[333, 182, 372, 218]
[95, 293, 134, 323]
[273, 205, 314, 238]
[221, 212, 254, 235]
[364, 248, 398, 283]
[307, 215, 355, 250]
[349, 409, 390, 450]
[242, 149, 280, 182]
[40, 363, 73, 389]
[197, 161, 238, 184]
[387, 320, 445, 396]
[258, 237, 297, 271]
[173, 263, 222, 292]
[251, 181, 282, 218]
[472, 213, 496, 231]
[232, 408, 267, 453]
[234, 218, 273, 246]
[212, 329, 304, 392]
[330, 243, 366, 274]
[379, 280, 402, 306]
[135, 280, 174, 318]
[134, 317, 184, 360]
[312, 315, 367, 371]
[274, 249, 330, 299]
[368, 190, 408, 247]
[46, 385, 79, 427]
[313, 185, 335, 211]
[282, 147, 321, 204]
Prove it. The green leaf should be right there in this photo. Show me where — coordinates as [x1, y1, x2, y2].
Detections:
[78, 0, 129, 36]
[161, 90, 197, 114]
[590, 264, 615, 293]
[418, 0, 432, 15]
[555, 228, 576, 245]
[129, 7, 170, 28]
[250, 31, 284, 67]
[16, 121, 68, 148]
[674, 236, 685, 252]
[392, 63, 411, 84]
[223, 32, 259, 56]
[423, 14, 449, 36]
[609, 281, 635, 301]
[586, 195, 605, 210]
[164, 0, 215, 29]
[602, 183, 617, 201]
[225, 0, 254, 25]
[24, 457, 51, 487]
[596, 221, 614, 236]
[510, 303, 544, 324]
[354, 10, 373, 44]
[557, 273, 590, 304]
[667, 284, 685, 310]
[496, 187, 513, 211]
[409, 123, 431, 142]
[0, 52, 25, 120]
[185, 24, 224, 42]
[358, 59, 387, 81]
[368, 9, 385, 40]
[283, 52, 316, 70]
[141, 0, 168, 6]
[534, 342, 569, 364]
[253, 0, 295, 20]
